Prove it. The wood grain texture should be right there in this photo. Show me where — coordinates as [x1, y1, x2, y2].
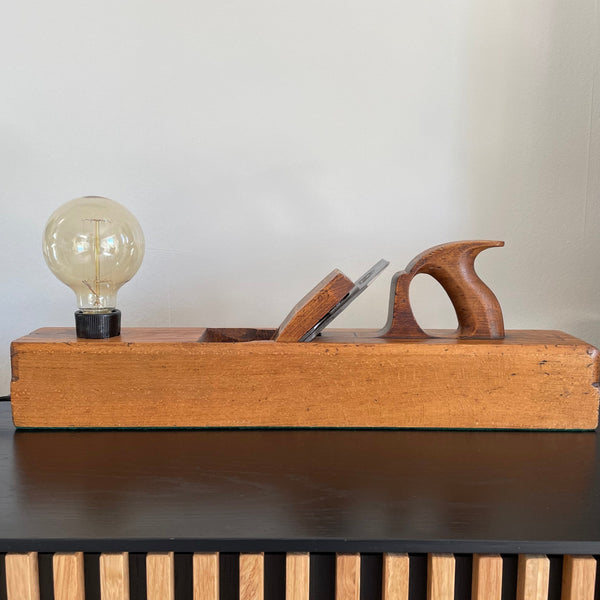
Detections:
[146, 552, 174, 600]
[379, 240, 505, 339]
[286, 553, 310, 600]
[472, 554, 502, 600]
[193, 553, 219, 600]
[239, 553, 264, 600]
[561, 555, 596, 600]
[516, 555, 549, 600]
[427, 553, 455, 600]
[336, 554, 360, 600]
[274, 269, 354, 342]
[100, 553, 129, 600]
[382, 553, 409, 600]
[53, 552, 85, 600]
[11, 328, 599, 429]
[5, 552, 40, 600]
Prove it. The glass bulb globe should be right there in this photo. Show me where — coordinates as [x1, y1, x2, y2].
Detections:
[43, 196, 145, 313]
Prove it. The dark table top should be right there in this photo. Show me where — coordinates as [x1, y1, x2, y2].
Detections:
[1, 403, 599, 554]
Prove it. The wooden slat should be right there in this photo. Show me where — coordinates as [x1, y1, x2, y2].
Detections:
[336, 553, 360, 600]
[239, 553, 264, 600]
[5, 552, 40, 600]
[53, 552, 85, 600]
[100, 553, 129, 600]
[193, 553, 219, 600]
[382, 553, 409, 600]
[561, 555, 596, 600]
[427, 553, 455, 600]
[472, 554, 502, 600]
[146, 552, 174, 600]
[516, 555, 549, 600]
[286, 553, 310, 600]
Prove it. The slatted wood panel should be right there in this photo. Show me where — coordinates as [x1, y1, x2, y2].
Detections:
[193, 553, 219, 600]
[472, 554, 502, 600]
[427, 553, 455, 600]
[561, 555, 597, 600]
[2, 551, 600, 598]
[516, 555, 550, 600]
[146, 552, 174, 600]
[383, 553, 409, 600]
[336, 553, 360, 600]
[53, 552, 85, 600]
[5, 552, 40, 600]
[286, 553, 310, 600]
[99, 553, 129, 600]
[239, 553, 264, 600]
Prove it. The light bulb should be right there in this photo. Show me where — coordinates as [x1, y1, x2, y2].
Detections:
[43, 196, 145, 338]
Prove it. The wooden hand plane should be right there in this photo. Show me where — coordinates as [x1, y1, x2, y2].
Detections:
[10, 241, 600, 430]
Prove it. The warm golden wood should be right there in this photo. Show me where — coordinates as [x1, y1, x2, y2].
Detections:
[53, 552, 85, 600]
[275, 269, 354, 342]
[472, 554, 502, 600]
[193, 553, 219, 600]
[382, 553, 409, 600]
[100, 553, 129, 600]
[427, 554, 455, 600]
[5, 552, 40, 600]
[286, 553, 310, 600]
[561, 555, 596, 600]
[516, 555, 549, 600]
[380, 240, 505, 339]
[146, 552, 175, 600]
[239, 553, 264, 600]
[11, 328, 598, 429]
[336, 553, 360, 600]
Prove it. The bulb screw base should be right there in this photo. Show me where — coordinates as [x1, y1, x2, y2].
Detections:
[75, 309, 121, 339]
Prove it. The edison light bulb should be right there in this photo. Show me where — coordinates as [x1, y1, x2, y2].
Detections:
[43, 196, 145, 338]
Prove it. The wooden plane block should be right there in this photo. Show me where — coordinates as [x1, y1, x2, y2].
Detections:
[193, 553, 219, 600]
[336, 554, 360, 600]
[275, 269, 354, 342]
[10, 328, 599, 429]
[53, 552, 85, 600]
[382, 553, 409, 600]
[100, 553, 129, 600]
[5, 552, 40, 600]
[286, 553, 310, 600]
[239, 553, 264, 600]
[472, 554, 502, 600]
[516, 555, 549, 600]
[561, 555, 596, 600]
[146, 552, 174, 600]
[427, 553, 455, 600]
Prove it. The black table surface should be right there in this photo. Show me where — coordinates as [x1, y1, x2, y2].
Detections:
[1, 403, 599, 554]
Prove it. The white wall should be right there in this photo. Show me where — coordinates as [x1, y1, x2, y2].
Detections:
[1, 0, 598, 395]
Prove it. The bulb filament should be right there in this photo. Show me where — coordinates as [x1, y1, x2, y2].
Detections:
[82, 217, 110, 307]
[95, 219, 100, 298]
